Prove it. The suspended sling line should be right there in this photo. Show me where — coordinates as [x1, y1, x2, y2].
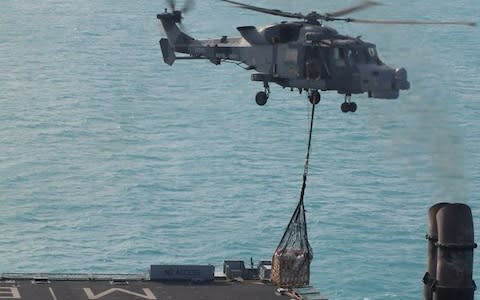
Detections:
[271, 102, 317, 288]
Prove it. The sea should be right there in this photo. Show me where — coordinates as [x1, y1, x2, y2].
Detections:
[1, 0, 479, 299]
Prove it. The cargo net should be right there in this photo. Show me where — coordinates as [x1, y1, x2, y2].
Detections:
[271, 103, 316, 288]
[271, 198, 313, 287]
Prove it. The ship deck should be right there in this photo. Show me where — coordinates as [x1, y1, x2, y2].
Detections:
[0, 274, 325, 300]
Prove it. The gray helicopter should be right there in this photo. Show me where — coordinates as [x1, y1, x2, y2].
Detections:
[157, 0, 475, 112]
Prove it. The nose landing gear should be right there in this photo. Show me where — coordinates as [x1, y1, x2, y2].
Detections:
[255, 91, 268, 106]
[341, 95, 357, 113]
[255, 81, 270, 106]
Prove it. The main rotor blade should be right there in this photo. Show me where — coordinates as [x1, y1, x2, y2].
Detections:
[181, 0, 194, 13]
[326, 0, 381, 17]
[166, 0, 176, 11]
[221, 0, 304, 19]
[345, 18, 476, 26]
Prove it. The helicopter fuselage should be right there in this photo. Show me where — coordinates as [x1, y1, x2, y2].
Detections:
[158, 11, 410, 105]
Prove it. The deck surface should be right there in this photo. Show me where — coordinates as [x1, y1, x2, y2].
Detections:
[0, 277, 290, 300]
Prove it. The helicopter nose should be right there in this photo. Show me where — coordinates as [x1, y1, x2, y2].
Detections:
[368, 68, 405, 99]
[395, 67, 410, 90]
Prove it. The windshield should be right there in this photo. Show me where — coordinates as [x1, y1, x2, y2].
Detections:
[332, 45, 383, 66]
[366, 46, 382, 65]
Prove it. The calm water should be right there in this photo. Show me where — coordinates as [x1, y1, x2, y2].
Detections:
[1, 0, 479, 298]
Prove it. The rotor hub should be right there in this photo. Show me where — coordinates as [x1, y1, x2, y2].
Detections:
[305, 12, 322, 24]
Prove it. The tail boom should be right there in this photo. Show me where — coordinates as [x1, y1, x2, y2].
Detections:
[157, 11, 198, 56]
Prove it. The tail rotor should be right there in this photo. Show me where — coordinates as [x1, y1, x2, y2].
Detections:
[181, 0, 194, 14]
[166, 0, 195, 14]
[166, 0, 176, 11]
[164, 0, 195, 26]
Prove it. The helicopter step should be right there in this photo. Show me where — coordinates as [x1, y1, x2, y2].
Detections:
[251, 73, 273, 82]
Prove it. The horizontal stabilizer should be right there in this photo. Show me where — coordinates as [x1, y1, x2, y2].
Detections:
[160, 38, 176, 65]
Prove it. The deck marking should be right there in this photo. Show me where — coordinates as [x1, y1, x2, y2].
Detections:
[0, 287, 21, 299]
[48, 287, 58, 300]
[83, 288, 157, 299]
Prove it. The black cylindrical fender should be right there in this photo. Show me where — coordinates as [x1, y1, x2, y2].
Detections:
[423, 202, 449, 300]
[434, 203, 476, 300]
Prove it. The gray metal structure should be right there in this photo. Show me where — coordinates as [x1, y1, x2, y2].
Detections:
[157, 0, 475, 112]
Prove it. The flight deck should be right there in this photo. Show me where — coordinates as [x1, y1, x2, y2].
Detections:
[0, 260, 328, 300]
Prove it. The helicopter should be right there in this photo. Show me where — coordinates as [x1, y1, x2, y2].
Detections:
[157, 0, 475, 112]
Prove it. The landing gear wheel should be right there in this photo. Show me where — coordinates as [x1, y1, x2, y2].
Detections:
[255, 91, 268, 106]
[309, 90, 321, 105]
[349, 102, 357, 112]
[341, 95, 356, 113]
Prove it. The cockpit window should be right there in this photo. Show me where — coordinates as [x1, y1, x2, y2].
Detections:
[263, 23, 302, 44]
[334, 46, 383, 66]
[366, 46, 383, 65]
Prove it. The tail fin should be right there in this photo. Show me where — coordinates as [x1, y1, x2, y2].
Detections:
[159, 38, 176, 65]
[157, 10, 196, 57]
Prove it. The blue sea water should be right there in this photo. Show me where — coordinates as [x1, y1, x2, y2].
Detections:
[1, 0, 479, 298]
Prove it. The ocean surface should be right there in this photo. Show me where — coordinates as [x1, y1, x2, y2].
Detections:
[1, 0, 479, 298]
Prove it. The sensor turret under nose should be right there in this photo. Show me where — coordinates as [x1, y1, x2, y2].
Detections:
[395, 68, 410, 90]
